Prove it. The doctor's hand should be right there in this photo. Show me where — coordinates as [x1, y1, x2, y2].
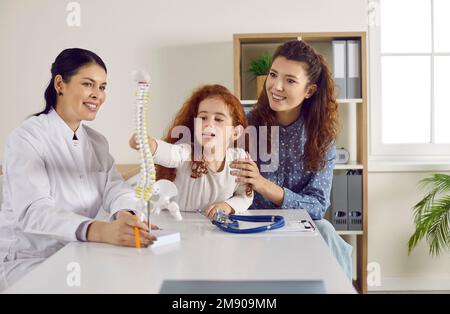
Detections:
[87, 212, 157, 248]
[116, 210, 160, 231]
[204, 202, 234, 220]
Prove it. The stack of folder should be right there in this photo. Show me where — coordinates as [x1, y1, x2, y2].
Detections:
[329, 171, 363, 231]
[332, 39, 361, 99]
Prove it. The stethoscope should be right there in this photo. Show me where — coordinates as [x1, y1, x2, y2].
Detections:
[200, 209, 286, 234]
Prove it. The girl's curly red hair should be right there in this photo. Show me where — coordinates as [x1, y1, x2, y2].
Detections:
[156, 84, 249, 182]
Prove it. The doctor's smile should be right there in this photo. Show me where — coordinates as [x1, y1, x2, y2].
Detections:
[54, 64, 108, 131]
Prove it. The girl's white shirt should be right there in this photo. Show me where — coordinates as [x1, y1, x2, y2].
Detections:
[153, 139, 253, 213]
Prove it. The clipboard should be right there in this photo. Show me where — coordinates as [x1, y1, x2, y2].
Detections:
[271, 219, 316, 233]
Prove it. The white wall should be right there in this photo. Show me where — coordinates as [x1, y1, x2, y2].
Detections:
[368, 171, 450, 291]
[0, 0, 367, 164]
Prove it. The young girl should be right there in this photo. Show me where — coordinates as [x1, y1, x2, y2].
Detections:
[130, 84, 253, 218]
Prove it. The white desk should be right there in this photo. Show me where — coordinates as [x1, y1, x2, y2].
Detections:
[4, 210, 355, 294]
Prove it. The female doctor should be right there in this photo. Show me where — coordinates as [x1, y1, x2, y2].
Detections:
[0, 48, 156, 291]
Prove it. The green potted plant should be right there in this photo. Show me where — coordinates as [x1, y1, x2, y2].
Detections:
[408, 174, 450, 256]
[247, 53, 272, 97]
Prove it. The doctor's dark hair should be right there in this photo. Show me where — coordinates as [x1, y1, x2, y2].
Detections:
[35, 48, 107, 116]
[247, 40, 339, 172]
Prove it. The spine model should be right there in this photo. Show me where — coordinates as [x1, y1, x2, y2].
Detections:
[133, 71, 156, 226]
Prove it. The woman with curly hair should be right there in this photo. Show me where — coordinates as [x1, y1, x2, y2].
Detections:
[130, 84, 253, 218]
[231, 40, 352, 280]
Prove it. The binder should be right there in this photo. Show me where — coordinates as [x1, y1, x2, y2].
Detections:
[330, 174, 348, 230]
[332, 40, 347, 99]
[347, 171, 363, 230]
[346, 40, 361, 98]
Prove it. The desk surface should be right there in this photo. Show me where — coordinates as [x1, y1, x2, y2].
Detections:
[5, 210, 355, 294]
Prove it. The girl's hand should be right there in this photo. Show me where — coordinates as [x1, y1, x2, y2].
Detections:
[204, 202, 234, 219]
[230, 158, 267, 194]
[129, 133, 157, 154]
[129, 133, 138, 150]
[87, 211, 157, 247]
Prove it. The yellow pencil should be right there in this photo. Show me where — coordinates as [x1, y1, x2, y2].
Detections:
[134, 226, 141, 249]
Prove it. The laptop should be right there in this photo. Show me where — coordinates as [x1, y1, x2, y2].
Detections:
[159, 280, 326, 294]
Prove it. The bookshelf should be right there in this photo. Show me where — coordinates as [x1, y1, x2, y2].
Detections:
[233, 32, 368, 293]
[337, 230, 364, 236]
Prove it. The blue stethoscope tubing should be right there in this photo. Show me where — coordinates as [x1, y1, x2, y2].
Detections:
[212, 214, 285, 234]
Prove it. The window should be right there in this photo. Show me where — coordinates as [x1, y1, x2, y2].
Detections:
[369, 0, 450, 159]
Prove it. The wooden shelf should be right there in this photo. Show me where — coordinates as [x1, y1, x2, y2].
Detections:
[240, 100, 257, 106]
[241, 99, 363, 106]
[334, 162, 364, 170]
[234, 32, 368, 294]
[337, 230, 364, 235]
[116, 164, 140, 180]
[337, 99, 363, 104]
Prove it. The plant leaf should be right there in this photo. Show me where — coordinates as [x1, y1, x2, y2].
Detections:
[247, 53, 272, 76]
[425, 196, 450, 256]
[408, 175, 450, 256]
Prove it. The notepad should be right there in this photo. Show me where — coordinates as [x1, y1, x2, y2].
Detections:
[150, 230, 181, 248]
[271, 220, 316, 233]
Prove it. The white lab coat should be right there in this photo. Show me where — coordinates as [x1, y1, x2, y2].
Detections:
[0, 109, 139, 290]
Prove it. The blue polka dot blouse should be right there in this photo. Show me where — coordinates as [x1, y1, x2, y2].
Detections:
[249, 115, 336, 220]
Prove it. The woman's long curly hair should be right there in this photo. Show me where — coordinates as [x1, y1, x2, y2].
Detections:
[247, 40, 339, 172]
[157, 84, 249, 182]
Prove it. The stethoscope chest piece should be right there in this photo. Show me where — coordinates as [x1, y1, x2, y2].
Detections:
[211, 209, 285, 234]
